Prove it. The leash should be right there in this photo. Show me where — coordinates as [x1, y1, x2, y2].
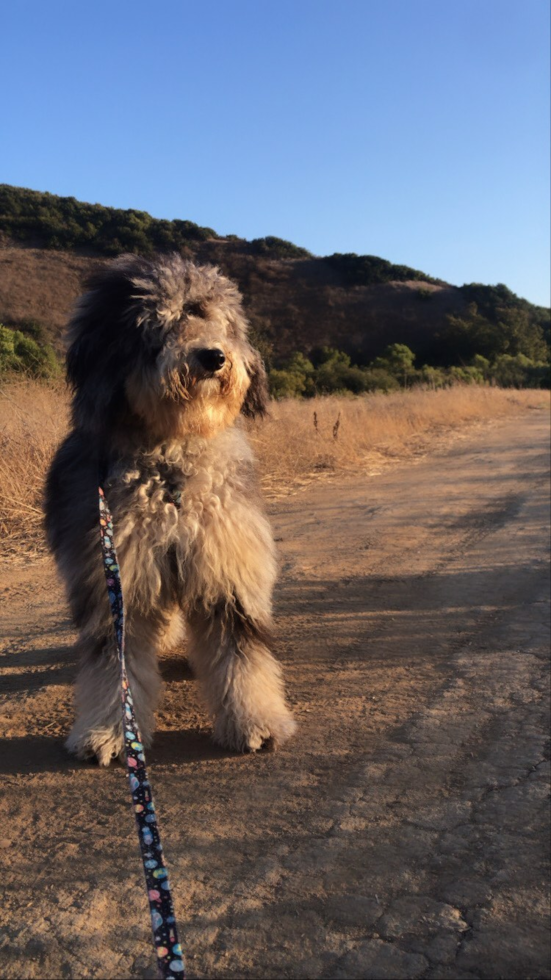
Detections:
[98, 487, 185, 980]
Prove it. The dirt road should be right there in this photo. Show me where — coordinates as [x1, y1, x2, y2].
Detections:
[1, 410, 549, 980]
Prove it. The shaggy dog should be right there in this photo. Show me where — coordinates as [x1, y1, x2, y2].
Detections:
[45, 253, 296, 765]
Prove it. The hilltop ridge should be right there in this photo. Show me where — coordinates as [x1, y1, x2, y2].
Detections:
[0, 184, 548, 372]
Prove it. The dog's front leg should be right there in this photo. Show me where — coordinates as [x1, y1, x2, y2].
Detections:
[65, 615, 163, 766]
[187, 601, 296, 752]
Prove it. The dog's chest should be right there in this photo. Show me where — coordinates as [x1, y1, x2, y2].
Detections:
[109, 431, 270, 611]
[115, 448, 234, 550]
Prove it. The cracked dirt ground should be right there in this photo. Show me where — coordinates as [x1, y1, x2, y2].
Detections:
[0, 410, 549, 980]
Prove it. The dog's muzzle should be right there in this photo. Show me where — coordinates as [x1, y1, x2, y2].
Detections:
[196, 348, 226, 373]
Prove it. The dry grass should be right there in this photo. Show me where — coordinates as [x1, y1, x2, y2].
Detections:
[1, 380, 548, 562]
[250, 387, 550, 496]
[0, 380, 69, 561]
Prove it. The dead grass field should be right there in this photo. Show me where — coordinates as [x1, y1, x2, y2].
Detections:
[0, 378, 548, 561]
[249, 386, 550, 495]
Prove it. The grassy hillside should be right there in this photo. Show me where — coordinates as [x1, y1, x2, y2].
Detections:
[0, 184, 548, 385]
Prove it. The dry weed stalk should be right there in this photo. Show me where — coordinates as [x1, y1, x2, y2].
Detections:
[250, 387, 550, 497]
[0, 380, 548, 561]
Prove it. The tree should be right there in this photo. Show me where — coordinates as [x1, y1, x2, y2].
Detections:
[269, 352, 316, 398]
[419, 365, 446, 389]
[373, 344, 416, 385]
[284, 352, 315, 377]
[269, 368, 307, 398]
[490, 354, 549, 388]
[250, 236, 311, 259]
[0, 324, 60, 378]
[495, 308, 548, 362]
[448, 365, 486, 385]
[443, 302, 548, 364]
[314, 350, 352, 394]
[362, 367, 400, 392]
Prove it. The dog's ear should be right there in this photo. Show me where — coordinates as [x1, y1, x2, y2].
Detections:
[241, 350, 269, 419]
[67, 257, 148, 434]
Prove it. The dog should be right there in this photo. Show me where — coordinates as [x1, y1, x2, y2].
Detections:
[45, 253, 296, 765]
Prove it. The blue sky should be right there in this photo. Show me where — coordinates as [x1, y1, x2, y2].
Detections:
[2, 0, 549, 305]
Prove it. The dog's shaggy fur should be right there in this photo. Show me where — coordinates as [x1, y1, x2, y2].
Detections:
[45, 253, 296, 765]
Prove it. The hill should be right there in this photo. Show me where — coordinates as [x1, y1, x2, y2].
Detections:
[0, 184, 549, 377]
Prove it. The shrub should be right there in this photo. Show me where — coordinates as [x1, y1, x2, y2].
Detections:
[362, 367, 401, 393]
[250, 236, 311, 259]
[372, 344, 417, 386]
[268, 352, 315, 399]
[324, 252, 441, 286]
[314, 351, 352, 394]
[418, 365, 447, 389]
[0, 324, 60, 378]
[448, 365, 486, 385]
[443, 303, 548, 364]
[269, 341, 550, 399]
[269, 368, 307, 398]
[470, 354, 491, 380]
[283, 351, 315, 377]
[310, 347, 351, 368]
[490, 353, 550, 389]
[0, 184, 219, 256]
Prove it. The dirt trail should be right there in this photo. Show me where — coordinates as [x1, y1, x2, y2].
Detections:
[0, 411, 549, 980]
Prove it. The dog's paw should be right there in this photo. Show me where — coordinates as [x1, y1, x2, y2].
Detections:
[213, 707, 297, 753]
[65, 725, 125, 767]
[66, 719, 154, 766]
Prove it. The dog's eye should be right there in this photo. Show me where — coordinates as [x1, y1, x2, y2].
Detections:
[184, 302, 205, 319]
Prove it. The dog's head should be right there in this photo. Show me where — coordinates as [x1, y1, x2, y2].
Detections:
[67, 253, 268, 441]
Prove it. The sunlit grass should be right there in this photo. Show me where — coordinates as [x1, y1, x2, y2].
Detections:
[1, 378, 547, 561]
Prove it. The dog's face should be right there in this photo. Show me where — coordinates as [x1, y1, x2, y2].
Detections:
[67, 254, 268, 441]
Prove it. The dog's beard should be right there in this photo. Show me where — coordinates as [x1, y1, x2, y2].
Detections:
[165, 366, 192, 403]
[126, 361, 247, 441]
[164, 361, 233, 401]
[168, 378, 246, 439]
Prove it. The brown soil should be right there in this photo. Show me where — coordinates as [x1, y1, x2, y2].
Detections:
[0, 243, 468, 361]
[0, 411, 549, 980]
[0, 248, 102, 347]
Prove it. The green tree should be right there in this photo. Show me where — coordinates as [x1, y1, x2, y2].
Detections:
[284, 351, 315, 377]
[443, 303, 548, 363]
[448, 365, 486, 385]
[361, 367, 400, 392]
[269, 368, 307, 398]
[310, 347, 351, 368]
[314, 349, 353, 393]
[490, 353, 549, 388]
[0, 324, 60, 378]
[495, 308, 548, 361]
[419, 365, 447, 389]
[325, 253, 440, 286]
[250, 236, 311, 259]
[470, 354, 491, 380]
[0, 324, 17, 371]
[372, 344, 416, 385]
[269, 352, 316, 398]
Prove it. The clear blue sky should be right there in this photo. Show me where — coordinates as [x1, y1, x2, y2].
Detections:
[2, 0, 550, 305]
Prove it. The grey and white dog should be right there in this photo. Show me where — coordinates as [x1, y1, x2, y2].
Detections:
[45, 253, 296, 765]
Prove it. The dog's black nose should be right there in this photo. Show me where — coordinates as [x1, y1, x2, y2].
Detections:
[196, 348, 226, 372]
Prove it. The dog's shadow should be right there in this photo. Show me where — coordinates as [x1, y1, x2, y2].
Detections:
[159, 655, 195, 683]
[0, 727, 236, 775]
[149, 728, 235, 765]
[0, 734, 74, 774]
[1, 645, 237, 773]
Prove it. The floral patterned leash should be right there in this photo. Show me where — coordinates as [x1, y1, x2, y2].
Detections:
[99, 487, 185, 980]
